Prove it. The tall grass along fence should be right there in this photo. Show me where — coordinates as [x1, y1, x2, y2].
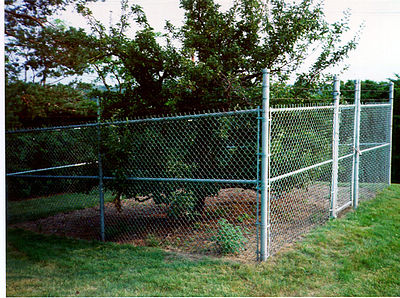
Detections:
[6, 70, 394, 261]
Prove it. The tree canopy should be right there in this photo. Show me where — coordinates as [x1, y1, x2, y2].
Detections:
[6, 0, 361, 120]
[5, 0, 98, 83]
[73, 0, 360, 116]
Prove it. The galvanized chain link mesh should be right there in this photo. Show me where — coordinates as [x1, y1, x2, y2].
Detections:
[6, 110, 260, 260]
[6, 126, 101, 235]
[6, 99, 392, 261]
[337, 105, 356, 210]
[269, 106, 334, 254]
[99, 111, 259, 257]
[267, 101, 392, 256]
[358, 104, 392, 201]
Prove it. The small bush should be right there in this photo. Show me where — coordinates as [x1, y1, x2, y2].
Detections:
[237, 213, 252, 223]
[212, 219, 247, 255]
[168, 190, 198, 219]
[145, 234, 160, 247]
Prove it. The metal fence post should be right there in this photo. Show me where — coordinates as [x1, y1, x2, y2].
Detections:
[97, 97, 105, 242]
[352, 80, 361, 209]
[330, 76, 340, 218]
[256, 106, 261, 261]
[388, 82, 394, 185]
[260, 68, 270, 261]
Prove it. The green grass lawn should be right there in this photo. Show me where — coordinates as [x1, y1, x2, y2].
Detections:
[7, 190, 114, 224]
[6, 185, 400, 296]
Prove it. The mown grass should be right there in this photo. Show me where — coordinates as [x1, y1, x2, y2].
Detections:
[6, 185, 400, 296]
[7, 190, 114, 224]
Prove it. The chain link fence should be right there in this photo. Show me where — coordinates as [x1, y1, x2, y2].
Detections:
[6, 74, 394, 261]
[7, 110, 260, 260]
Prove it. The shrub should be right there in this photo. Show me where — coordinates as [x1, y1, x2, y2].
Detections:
[168, 190, 198, 219]
[145, 234, 160, 247]
[212, 219, 247, 255]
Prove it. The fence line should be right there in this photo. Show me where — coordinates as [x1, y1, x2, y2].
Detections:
[6, 71, 394, 261]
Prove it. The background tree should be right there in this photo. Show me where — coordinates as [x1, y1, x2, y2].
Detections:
[5, 0, 100, 128]
[69, 0, 360, 117]
[166, 0, 359, 111]
[5, 0, 99, 83]
[5, 81, 97, 129]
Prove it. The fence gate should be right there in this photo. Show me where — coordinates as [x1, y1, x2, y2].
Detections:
[258, 72, 393, 259]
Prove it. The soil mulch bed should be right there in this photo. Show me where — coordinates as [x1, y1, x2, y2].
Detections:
[11, 184, 375, 261]
[12, 188, 258, 259]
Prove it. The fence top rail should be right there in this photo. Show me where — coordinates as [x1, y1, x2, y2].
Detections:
[360, 103, 391, 108]
[6, 108, 259, 134]
[270, 104, 334, 112]
[340, 104, 356, 109]
[6, 174, 258, 184]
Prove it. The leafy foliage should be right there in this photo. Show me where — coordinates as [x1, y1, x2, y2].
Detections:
[212, 219, 248, 254]
[5, 81, 97, 129]
[6, 0, 359, 117]
[167, 190, 198, 219]
[5, 0, 99, 83]
[98, 112, 257, 213]
[6, 126, 98, 199]
[170, 0, 358, 111]
[6, 0, 361, 119]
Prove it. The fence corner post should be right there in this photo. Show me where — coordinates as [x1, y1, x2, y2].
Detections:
[352, 80, 361, 209]
[330, 76, 340, 218]
[97, 97, 105, 242]
[260, 68, 270, 261]
[388, 81, 395, 185]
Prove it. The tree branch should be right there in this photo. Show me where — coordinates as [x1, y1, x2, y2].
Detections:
[5, 9, 47, 27]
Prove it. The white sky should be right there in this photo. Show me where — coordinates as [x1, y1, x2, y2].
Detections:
[58, 0, 400, 82]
